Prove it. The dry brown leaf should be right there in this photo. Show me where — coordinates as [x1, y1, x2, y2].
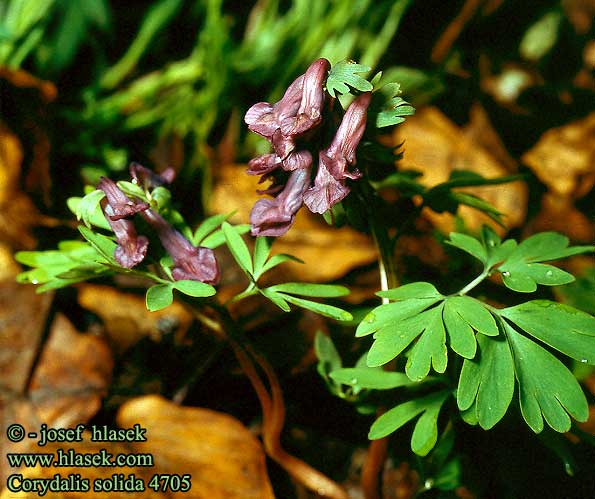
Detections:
[1, 313, 113, 485]
[0, 281, 52, 393]
[522, 112, 595, 198]
[563, 0, 595, 34]
[394, 107, 527, 234]
[117, 394, 275, 499]
[523, 193, 594, 243]
[0, 123, 42, 249]
[29, 313, 113, 426]
[1, 436, 168, 499]
[211, 163, 376, 282]
[78, 284, 193, 354]
[0, 243, 21, 280]
[463, 103, 518, 172]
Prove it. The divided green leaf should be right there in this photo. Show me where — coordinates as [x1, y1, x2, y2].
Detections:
[315, 331, 342, 378]
[457, 334, 514, 430]
[357, 296, 442, 337]
[326, 60, 373, 97]
[497, 232, 592, 292]
[376, 281, 443, 301]
[500, 300, 595, 365]
[504, 323, 588, 433]
[405, 304, 448, 381]
[446, 233, 487, 264]
[369, 390, 451, 456]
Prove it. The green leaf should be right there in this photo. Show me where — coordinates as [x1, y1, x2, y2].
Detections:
[451, 192, 503, 225]
[487, 239, 517, 269]
[369, 390, 450, 455]
[259, 253, 303, 274]
[117, 180, 146, 199]
[496, 232, 592, 292]
[443, 296, 499, 360]
[405, 304, 447, 381]
[171, 280, 216, 298]
[259, 288, 290, 312]
[450, 296, 498, 336]
[443, 299, 477, 359]
[150, 186, 171, 210]
[330, 368, 416, 390]
[507, 232, 593, 263]
[315, 331, 342, 379]
[520, 10, 562, 62]
[279, 294, 352, 321]
[69, 189, 108, 229]
[411, 394, 448, 456]
[556, 268, 595, 314]
[501, 300, 595, 365]
[78, 226, 117, 263]
[326, 60, 373, 97]
[146, 284, 174, 311]
[376, 281, 443, 301]
[201, 224, 251, 249]
[366, 307, 438, 367]
[505, 323, 588, 433]
[222, 221, 253, 275]
[192, 213, 230, 245]
[457, 334, 514, 430]
[267, 282, 350, 298]
[357, 297, 442, 337]
[374, 95, 415, 128]
[252, 236, 272, 278]
[446, 233, 487, 264]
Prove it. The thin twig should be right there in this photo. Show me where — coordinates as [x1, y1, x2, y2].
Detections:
[431, 0, 483, 64]
[191, 303, 348, 498]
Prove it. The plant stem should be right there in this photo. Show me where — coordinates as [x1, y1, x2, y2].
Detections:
[369, 213, 399, 297]
[455, 269, 488, 296]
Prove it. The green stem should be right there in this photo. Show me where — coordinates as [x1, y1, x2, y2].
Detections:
[455, 269, 488, 296]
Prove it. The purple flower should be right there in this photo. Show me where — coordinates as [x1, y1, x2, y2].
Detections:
[244, 75, 304, 142]
[244, 59, 330, 172]
[280, 58, 330, 137]
[130, 162, 175, 189]
[250, 168, 311, 237]
[97, 177, 149, 221]
[103, 203, 149, 268]
[303, 92, 371, 214]
[141, 209, 220, 285]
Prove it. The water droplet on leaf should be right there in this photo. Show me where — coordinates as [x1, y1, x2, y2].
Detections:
[502, 271, 510, 277]
[350, 378, 358, 384]
[580, 358, 588, 363]
[546, 270, 553, 277]
[31, 279, 38, 284]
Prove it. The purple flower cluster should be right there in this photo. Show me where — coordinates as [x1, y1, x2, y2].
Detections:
[245, 58, 371, 236]
[97, 163, 220, 285]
